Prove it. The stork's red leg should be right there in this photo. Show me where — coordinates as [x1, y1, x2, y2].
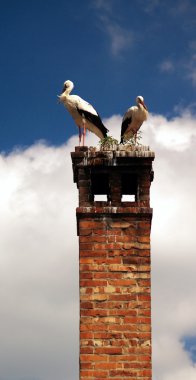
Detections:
[79, 126, 82, 146]
[82, 118, 86, 146]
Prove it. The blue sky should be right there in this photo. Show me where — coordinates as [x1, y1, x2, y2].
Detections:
[1, 1, 196, 380]
[183, 336, 196, 363]
[1, 0, 196, 151]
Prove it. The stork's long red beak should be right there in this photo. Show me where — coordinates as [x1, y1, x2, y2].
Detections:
[57, 95, 61, 104]
[141, 100, 148, 111]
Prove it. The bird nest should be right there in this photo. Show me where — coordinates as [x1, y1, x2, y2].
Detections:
[99, 132, 143, 151]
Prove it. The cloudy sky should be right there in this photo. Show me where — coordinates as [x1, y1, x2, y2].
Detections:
[0, 0, 196, 379]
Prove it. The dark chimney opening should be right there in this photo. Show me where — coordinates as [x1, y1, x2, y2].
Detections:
[91, 172, 110, 201]
[121, 173, 138, 202]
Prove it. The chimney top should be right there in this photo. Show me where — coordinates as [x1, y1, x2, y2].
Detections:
[72, 145, 155, 160]
[71, 145, 154, 211]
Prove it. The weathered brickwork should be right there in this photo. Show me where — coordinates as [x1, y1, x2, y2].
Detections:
[71, 146, 154, 380]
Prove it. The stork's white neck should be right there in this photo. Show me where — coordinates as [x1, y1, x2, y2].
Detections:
[63, 81, 74, 96]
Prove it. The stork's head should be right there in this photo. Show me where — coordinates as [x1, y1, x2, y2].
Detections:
[61, 80, 74, 94]
[136, 96, 148, 111]
[57, 80, 74, 103]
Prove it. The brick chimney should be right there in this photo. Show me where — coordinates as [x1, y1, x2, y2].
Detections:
[71, 145, 155, 380]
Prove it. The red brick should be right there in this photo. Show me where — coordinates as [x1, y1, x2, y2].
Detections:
[109, 221, 132, 228]
[123, 361, 151, 368]
[94, 332, 122, 339]
[108, 279, 136, 286]
[109, 354, 136, 362]
[138, 309, 151, 316]
[80, 370, 108, 378]
[80, 250, 107, 257]
[109, 294, 137, 301]
[94, 362, 119, 370]
[80, 273, 93, 280]
[80, 220, 106, 229]
[94, 229, 120, 235]
[108, 264, 135, 272]
[138, 279, 151, 286]
[80, 362, 93, 369]
[81, 309, 108, 317]
[123, 256, 150, 265]
[80, 332, 94, 339]
[80, 340, 93, 347]
[107, 250, 123, 257]
[80, 347, 94, 354]
[109, 369, 139, 377]
[137, 236, 150, 243]
[95, 347, 122, 355]
[80, 354, 106, 362]
[80, 300, 94, 308]
[81, 323, 108, 332]
[80, 229, 92, 236]
[107, 324, 138, 332]
[80, 235, 106, 243]
[79, 243, 93, 250]
[94, 272, 122, 279]
[138, 294, 151, 301]
[123, 242, 150, 250]
[80, 280, 107, 287]
[115, 235, 136, 242]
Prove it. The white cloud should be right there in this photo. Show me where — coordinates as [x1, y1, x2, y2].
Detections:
[159, 41, 196, 87]
[143, 112, 196, 380]
[1, 110, 196, 379]
[106, 21, 134, 56]
[91, 2, 134, 57]
[187, 53, 196, 86]
[159, 55, 196, 87]
[91, 0, 112, 12]
[140, 0, 161, 13]
[144, 112, 196, 151]
[170, 0, 196, 15]
[0, 142, 79, 380]
[159, 59, 174, 73]
[95, 14, 134, 57]
[179, 40, 196, 86]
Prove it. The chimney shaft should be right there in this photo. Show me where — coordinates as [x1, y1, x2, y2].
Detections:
[71, 145, 154, 380]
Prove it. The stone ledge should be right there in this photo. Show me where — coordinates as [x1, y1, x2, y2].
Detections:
[76, 206, 153, 216]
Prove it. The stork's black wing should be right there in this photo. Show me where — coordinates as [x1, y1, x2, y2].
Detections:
[77, 108, 108, 137]
[120, 116, 132, 143]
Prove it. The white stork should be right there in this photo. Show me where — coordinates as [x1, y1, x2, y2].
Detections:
[120, 96, 148, 143]
[58, 80, 108, 146]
